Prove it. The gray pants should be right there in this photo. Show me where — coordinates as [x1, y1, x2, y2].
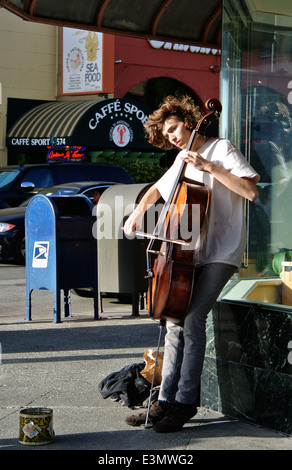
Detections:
[158, 263, 237, 405]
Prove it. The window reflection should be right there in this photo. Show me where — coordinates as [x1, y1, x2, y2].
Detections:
[245, 86, 292, 277]
[221, 1, 292, 305]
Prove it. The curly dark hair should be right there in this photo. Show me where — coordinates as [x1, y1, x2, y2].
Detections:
[144, 95, 202, 150]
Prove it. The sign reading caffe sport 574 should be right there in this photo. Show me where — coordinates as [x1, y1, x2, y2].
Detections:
[7, 98, 155, 149]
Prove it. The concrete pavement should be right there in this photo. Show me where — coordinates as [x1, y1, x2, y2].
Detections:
[0, 263, 292, 453]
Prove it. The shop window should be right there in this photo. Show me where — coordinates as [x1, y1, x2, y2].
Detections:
[243, 86, 292, 278]
[221, 0, 292, 305]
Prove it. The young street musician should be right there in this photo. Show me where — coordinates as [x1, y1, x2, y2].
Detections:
[123, 95, 259, 433]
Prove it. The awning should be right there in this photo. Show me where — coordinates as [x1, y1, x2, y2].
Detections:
[6, 98, 155, 149]
[0, 0, 222, 48]
[1, 1, 289, 54]
[7, 100, 97, 146]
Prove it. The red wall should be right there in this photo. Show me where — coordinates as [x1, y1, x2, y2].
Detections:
[114, 37, 220, 106]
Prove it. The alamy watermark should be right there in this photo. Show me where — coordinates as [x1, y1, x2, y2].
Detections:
[92, 196, 201, 250]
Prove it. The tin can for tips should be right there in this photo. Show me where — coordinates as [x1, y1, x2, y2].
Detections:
[19, 408, 54, 445]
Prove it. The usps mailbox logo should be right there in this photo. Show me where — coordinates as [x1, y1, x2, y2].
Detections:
[32, 241, 50, 268]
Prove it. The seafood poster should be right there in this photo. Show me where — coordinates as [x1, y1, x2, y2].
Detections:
[62, 27, 104, 94]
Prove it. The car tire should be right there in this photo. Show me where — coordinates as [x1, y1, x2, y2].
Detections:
[15, 233, 25, 265]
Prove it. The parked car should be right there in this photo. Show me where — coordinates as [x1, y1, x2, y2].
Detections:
[0, 181, 119, 264]
[0, 162, 134, 209]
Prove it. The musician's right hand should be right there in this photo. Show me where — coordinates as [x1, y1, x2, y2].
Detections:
[123, 207, 144, 236]
[124, 183, 161, 236]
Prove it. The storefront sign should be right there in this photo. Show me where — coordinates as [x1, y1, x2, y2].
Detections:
[61, 28, 114, 95]
[10, 137, 51, 146]
[46, 146, 86, 162]
[148, 40, 220, 55]
[78, 98, 153, 148]
[87, 99, 149, 148]
[10, 137, 68, 146]
[7, 98, 154, 149]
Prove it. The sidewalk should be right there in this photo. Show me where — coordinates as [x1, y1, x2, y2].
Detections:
[0, 270, 292, 452]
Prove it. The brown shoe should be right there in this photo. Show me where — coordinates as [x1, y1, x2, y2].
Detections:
[125, 400, 170, 427]
[153, 400, 197, 433]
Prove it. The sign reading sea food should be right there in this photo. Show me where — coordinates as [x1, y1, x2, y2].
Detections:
[62, 28, 103, 94]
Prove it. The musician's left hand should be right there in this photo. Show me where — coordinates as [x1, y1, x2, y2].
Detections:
[180, 150, 259, 201]
[180, 150, 210, 173]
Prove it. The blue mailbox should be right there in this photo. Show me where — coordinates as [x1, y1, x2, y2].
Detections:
[25, 194, 98, 323]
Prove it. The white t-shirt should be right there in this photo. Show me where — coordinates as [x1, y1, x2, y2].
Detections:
[155, 137, 259, 268]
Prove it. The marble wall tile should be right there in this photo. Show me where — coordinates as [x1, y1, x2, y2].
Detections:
[254, 308, 292, 375]
[202, 357, 255, 422]
[201, 356, 220, 412]
[202, 300, 292, 434]
[210, 301, 292, 374]
[254, 368, 292, 434]
[210, 302, 256, 365]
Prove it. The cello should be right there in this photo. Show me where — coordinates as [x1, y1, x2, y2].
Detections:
[138, 98, 222, 324]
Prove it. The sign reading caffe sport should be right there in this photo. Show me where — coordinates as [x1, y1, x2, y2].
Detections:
[77, 98, 154, 148]
[8, 98, 154, 149]
[88, 99, 149, 148]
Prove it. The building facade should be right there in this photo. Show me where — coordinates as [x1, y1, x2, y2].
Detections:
[0, 8, 220, 166]
[1, 1, 292, 434]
